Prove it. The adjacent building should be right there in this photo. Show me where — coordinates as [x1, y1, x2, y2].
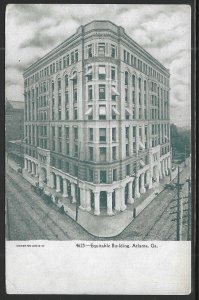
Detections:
[23, 20, 171, 216]
[5, 100, 24, 148]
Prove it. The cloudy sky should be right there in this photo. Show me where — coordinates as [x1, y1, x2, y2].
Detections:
[5, 4, 191, 128]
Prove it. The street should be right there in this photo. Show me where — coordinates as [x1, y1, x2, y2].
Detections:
[6, 161, 191, 241]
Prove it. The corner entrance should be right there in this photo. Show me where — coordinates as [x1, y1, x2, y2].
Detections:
[100, 191, 107, 208]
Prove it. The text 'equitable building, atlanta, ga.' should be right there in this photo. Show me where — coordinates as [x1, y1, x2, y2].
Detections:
[23, 20, 171, 216]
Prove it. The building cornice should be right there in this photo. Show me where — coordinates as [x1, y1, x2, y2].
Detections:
[24, 20, 170, 79]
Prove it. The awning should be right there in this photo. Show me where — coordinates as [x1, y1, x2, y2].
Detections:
[140, 160, 145, 167]
[70, 73, 77, 80]
[139, 141, 145, 149]
[112, 106, 120, 115]
[125, 107, 132, 115]
[85, 107, 93, 115]
[99, 66, 106, 74]
[99, 106, 106, 115]
[85, 68, 92, 76]
[111, 86, 120, 96]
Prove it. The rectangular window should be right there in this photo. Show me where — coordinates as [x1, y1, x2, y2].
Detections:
[126, 144, 129, 156]
[66, 55, 69, 66]
[100, 148, 106, 162]
[89, 147, 93, 161]
[125, 127, 129, 139]
[124, 49, 126, 61]
[66, 143, 70, 155]
[127, 52, 130, 64]
[58, 127, 62, 138]
[66, 127, 69, 139]
[111, 67, 116, 80]
[63, 57, 66, 68]
[71, 52, 74, 64]
[112, 128, 116, 141]
[99, 128, 106, 142]
[66, 110, 69, 120]
[99, 85, 106, 100]
[74, 127, 78, 140]
[98, 66, 106, 80]
[75, 50, 78, 62]
[88, 44, 93, 58]
[100, 170, 107, 183]
[113, 169, 117, 181]
[59, 141, 62, 153]
[86, 66, 92, 81]
[111, 45, 116, 58]
[98, 43, 105, 56]
[74, 109, 78, 120]
[89, 128, 93, 141]
[65, 91, 69, 104]
[74, 144, 78, 157]
[126, 164, 130, 176]
[99, 105, 106, 120]
[88, 85, 93, 101]
[112, 146, 117, 160]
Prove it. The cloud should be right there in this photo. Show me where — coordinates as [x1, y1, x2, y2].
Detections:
[5, 4, 191, 127]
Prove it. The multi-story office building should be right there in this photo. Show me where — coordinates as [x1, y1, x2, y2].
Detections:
[23, 20, 171, 216]
[5, 99, 24, 147]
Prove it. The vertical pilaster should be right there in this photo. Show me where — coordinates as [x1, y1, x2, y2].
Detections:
[85, 189, 91, 211]
[71, 183, 76, 203]
[114, 188, 121, 211]
[62, 178, 68, 197]
[56, 175, 61, 192]
[140, 173, 146, 194]
[107, 191, 113, 215]
[120, 186, 126, 211]
[94, 191, 100, 215]
[79, 187, 86, 210]
[134, 176, 140, 198]
[127, 180, 134, 204]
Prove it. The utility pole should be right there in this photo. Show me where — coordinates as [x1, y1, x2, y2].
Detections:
[75, 142, 81, 222]
[184, 144, 187, 167]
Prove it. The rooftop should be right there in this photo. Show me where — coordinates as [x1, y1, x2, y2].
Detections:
[24, 20, 169, 76]
[6, 100, 24, 110]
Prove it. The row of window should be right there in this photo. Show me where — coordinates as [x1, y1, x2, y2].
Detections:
[123, 49, 169, 87]
[24, 50, 79, 87]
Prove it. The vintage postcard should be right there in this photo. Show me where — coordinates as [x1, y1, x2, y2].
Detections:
[5, 4, 193, 295]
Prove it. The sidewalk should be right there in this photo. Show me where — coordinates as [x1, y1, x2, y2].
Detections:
[6, 155, 188, 238]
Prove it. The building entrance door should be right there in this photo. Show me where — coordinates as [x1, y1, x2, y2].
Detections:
[100, 191, 107, 208]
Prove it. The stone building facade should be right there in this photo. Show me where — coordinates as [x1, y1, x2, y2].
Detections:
[23, 20, 171, 216]
[5, 100, 24, 148]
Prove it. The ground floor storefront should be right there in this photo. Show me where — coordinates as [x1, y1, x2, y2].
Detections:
[23, 153, 171, 217]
